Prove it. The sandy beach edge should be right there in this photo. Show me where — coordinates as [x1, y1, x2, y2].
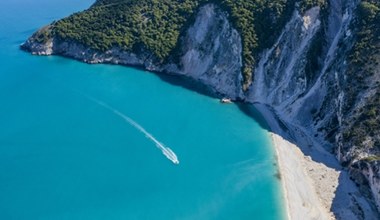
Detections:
[253, 103, 380, 220]
[254, 103, 334, 220]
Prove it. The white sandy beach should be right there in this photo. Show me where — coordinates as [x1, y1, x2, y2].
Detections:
[254, 104, 378, 220]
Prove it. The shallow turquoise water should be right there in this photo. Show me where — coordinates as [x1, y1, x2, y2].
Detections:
[0, 1, 284, 219]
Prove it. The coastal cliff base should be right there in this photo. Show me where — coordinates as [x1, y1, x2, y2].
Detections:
[255, 104, 379, 220]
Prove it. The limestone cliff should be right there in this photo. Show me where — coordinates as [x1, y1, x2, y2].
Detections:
[165, 4, 243, 99]
[246, 0, 380, 214]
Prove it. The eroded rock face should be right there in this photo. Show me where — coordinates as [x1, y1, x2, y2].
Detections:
[247, 7, 321, 108]
[166, 4, 243, 99]
[246, 0, 380, 214]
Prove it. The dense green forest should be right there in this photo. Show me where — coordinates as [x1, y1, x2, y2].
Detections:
[36, 0, 325, 88]
[54, 0, 200, 58]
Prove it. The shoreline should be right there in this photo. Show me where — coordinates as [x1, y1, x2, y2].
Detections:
[254, 103, 333, 220]
[254, 103, 377, 220]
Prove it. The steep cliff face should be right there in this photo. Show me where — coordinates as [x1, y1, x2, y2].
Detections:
[22, 0, 380, 215]
[165, 4, 243, 98]
[246, 0, 380, 213]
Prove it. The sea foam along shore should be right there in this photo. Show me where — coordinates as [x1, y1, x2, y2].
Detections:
[254, 103, 378, 220]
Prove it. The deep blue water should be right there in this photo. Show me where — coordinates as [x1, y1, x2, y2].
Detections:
[0, 1, 285, 219]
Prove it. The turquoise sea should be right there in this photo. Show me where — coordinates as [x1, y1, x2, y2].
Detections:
[0, 1, 284, 219]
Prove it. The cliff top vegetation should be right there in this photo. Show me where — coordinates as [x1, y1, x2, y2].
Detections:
[35, 0, 326, 88]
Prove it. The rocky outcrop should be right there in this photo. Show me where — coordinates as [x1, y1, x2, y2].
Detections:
[350, 160, 380, 211]
[21, 28, 162, 71]
[165, 4, 243, 99]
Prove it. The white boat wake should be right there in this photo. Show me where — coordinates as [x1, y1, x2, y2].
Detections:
[83, 94, 179, 165]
